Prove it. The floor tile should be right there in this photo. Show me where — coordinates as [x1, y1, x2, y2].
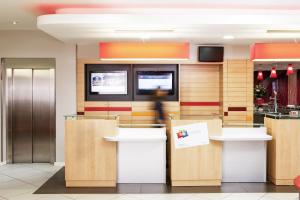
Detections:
[64, 194, 121, 200]
[140, 184, 168, 193]
[0, 174, 14, 183]
[117, 184, 141, 194]
[262, 193, 299, 200]
[0, 179, 36, 198]
[223, 193, 265, 200]
[193, 193, 232, 200]
[134, 194, 195, 200]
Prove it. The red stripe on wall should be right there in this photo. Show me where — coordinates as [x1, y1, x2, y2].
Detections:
[228, 107, 247, 111]
[84, 107, 132, 111]
[180, 102, 220, 106]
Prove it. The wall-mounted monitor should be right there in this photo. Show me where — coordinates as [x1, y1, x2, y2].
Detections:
[198, 46, 224, 62]
[137, 71, 174, 95]
[90, 71, 127, 95]
[85, 64, 132, 101]
[133, 64, 178, 101]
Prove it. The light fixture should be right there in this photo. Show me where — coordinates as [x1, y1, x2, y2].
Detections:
[270, 67, 277, 79]
[267, 30, 300, 33]
[286, 63, 294, 75]
[140, 35, 150, 40]
[12, 20, 18, 25]
[223, 35, 234, 40]
[257, 71, 263, 81]
[115, 30, 174, 33]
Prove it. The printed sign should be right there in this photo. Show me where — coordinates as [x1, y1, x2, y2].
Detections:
[172, 123, 209, 149]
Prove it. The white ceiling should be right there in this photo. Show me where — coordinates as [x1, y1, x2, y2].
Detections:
[3, 0, 300, 44]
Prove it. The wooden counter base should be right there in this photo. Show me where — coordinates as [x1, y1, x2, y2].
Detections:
[268, 176, 294, 186]
[65, 119, 118, 187]
[169, 119, 222, 187]
[172, 180, 221, 186]
[265, 117, 300, 186]
[66, 180, 116, 187]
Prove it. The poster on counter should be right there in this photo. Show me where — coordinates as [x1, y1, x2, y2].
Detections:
[172, 122, 209, 149]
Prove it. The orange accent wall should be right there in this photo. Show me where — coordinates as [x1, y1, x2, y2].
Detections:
[250, 43, 300, 60]
[99, 42, 189, 59]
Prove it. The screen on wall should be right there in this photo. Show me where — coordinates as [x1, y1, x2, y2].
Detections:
[137, 71, 174, 94]
[90, 71, 127, 94]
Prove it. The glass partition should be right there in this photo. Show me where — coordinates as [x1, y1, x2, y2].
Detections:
[64, 114, 119, 120]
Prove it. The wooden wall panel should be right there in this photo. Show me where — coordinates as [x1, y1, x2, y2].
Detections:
[222, 60, 254, 125]
[180, 64, 221, 118]
[77, 59, 254, 125]
[77, 59, 85, 113]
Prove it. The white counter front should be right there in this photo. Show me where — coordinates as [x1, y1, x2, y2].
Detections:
[210, 127, 272, 182]
[104, 127, 167, 184]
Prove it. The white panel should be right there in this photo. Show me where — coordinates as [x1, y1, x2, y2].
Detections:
[117, 127, 166, 183]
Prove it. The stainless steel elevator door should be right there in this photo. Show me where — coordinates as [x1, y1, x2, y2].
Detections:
[10, 69, 54, 163]
[12, 69, 33, 163]
[33, 70, 51, 163]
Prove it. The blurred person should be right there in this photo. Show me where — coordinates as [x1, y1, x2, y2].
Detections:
[152, 87, 167, 125]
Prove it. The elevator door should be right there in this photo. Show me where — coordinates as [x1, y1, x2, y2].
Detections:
[10, 68, 54, 163]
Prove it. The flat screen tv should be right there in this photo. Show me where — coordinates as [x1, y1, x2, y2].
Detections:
[90, 71, 127, 95]
[137, 71, 174, 95]
[198, 46, 224, 62]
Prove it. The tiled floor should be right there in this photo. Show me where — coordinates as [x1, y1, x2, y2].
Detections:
[0, 164, 299, 200]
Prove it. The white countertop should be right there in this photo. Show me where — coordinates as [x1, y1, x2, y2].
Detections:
[209, 135, 272, 141]
[210, 127, 272, 141]
[104, 127, 167, 142]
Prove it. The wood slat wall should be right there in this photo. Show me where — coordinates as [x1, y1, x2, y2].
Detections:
[180, 64, 222, 119]
[222, 60, 254, 125]
[84, 101, 180, 124]
[76, 59, 254, 125]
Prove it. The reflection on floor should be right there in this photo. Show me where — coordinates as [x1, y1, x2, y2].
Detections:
[0, 164, 298, 200]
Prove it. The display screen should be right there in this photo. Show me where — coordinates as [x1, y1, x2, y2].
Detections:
[90, 71, 127, 94]
[136, 71, 174, 95]
[138, 72, 173, 90]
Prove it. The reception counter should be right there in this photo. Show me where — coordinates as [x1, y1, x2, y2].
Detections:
[265, 116, 300, 185]
[65, 115, 273, 187]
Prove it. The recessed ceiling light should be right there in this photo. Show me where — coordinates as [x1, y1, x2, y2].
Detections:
[140, 35, 150, 40]
[115, 30, 174, 33]
[223, 35, 234, 40]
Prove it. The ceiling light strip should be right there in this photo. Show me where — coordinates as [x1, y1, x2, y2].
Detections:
[99, 42, 190, 60]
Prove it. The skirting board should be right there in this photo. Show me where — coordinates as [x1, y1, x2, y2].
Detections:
[0, 161, 6, 166]
[66, 180, 116, 187]
[172, 180, 221, 186]
[268, 176, 294, 186]
[54, 162, 65, 167]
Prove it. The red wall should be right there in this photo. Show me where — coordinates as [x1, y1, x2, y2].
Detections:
[254, 70, 288, 106]
[298, 70, 300, 105]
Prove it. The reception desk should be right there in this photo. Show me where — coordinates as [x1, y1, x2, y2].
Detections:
[265, 116, 300, 185]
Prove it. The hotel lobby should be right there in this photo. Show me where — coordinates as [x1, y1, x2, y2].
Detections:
[0, 0, 300, 200]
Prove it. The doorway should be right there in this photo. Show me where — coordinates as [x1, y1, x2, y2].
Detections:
[3, 58, 55, 163]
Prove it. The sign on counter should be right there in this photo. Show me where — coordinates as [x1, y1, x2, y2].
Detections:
[172, 122, 209, 149]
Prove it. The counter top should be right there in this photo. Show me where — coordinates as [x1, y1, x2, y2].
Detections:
[209, 135, 272, 141]
[254, 111, 300, 119]
[104, 127, 167, 142]
[210, 127, 272, 141]
[265, 114, 300, 119]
